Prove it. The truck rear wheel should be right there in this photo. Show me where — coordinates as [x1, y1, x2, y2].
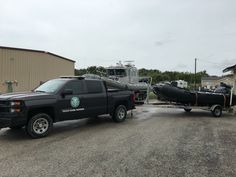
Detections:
[112, 105, 127, 122]
[26, 113, 53, 138]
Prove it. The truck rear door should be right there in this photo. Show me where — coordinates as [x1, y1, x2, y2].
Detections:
[83, 80, 107, 116]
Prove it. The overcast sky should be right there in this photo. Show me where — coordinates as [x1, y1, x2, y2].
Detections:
[1, 0, 236, 75]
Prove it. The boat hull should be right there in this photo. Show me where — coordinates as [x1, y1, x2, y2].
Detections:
[153, 84, 236, 107]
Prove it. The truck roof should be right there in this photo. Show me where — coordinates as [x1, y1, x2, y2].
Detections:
[59, 76, 102, 82]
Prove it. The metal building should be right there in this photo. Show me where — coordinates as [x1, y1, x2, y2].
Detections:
[0, 46, 75, 93]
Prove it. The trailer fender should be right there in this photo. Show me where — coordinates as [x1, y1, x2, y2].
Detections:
[210, 104, 222, 111]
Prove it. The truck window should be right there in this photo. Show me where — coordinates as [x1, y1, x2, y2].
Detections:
[115, 69, 126, 76]
[107, 69, 115, 76]
[86, 80, 103, 93]
[64, 81, 85, 94]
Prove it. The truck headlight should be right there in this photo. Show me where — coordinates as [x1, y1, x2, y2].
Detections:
[10, 101, 21, 106]
[10, 108, 21, 113]
[9, 101, 22, 113]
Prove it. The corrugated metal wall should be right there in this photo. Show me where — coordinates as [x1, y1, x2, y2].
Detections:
[0, 48, 74, 93]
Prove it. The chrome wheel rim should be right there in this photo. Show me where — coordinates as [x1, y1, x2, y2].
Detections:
[33, 118, 49, 134]
[118, 108, 125, 119]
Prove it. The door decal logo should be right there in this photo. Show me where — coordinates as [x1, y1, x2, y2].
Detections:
[71, 97, 80, 108]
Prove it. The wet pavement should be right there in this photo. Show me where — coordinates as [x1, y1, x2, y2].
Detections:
[0, 104, 236, 177]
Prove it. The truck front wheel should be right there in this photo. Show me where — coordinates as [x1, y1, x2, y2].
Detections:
[112, 105, 127, 122]
[26, 113, 53, 138]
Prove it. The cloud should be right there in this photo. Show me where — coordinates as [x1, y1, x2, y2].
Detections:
[155, 36, 175, 46]
[170, 63, 188, 71]
[221, 58, 236, 66]
[1, 0, 236, 76]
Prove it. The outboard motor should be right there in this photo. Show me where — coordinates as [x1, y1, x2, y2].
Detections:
[214, 82, 232, 94]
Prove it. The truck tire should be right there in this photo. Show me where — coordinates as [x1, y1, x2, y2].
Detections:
[112, 105, 127, 122]
[26, 113, 53, 138]
[211, 106, 222, 117]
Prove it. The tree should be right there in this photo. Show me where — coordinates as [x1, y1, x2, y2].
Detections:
[75, 66, 106, 76]
[75, 67, 209, 85]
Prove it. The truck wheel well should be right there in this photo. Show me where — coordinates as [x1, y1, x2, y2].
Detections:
[28, 107, 55, 122]
[115, 101, 128, 109]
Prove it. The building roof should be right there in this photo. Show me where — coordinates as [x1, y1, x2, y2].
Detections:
[201, 76, 222, 81]
[223, 64, 236, 73]
[0, 46, 75, 63]
[202, 75, 233, 81]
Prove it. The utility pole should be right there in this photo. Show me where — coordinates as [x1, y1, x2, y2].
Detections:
[194, 58, 197, 90]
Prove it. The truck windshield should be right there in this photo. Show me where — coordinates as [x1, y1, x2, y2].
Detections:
[34, 79, 66, 93]
[107, 69, 115, 76]
[115, 69, 126, 76]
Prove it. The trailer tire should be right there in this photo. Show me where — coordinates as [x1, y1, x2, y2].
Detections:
[112, 105, 127, 122]
[211, 106, 222, 117]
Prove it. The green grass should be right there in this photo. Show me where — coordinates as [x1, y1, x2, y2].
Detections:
[148, 92, 157, 99]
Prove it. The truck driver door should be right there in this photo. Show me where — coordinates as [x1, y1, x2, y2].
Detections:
[57, 80, 87, 121]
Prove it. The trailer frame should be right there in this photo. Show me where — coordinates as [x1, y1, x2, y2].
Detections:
[153, 102, 230, 117]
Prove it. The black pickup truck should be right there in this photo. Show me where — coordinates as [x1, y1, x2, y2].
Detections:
[0, 76, 135, 138]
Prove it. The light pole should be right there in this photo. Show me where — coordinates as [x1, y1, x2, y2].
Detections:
[194, 58, 197, 90]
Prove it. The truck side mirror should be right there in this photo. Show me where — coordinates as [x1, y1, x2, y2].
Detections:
[61, 89, 73, 97]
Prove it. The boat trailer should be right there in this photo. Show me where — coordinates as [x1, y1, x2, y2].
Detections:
[153, 102, 231, 117]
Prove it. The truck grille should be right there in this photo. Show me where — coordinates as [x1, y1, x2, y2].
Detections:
[0, 101, 10, 113]
[0, 107, 9, 112]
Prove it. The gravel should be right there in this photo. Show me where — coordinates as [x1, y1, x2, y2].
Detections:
[0, 104, 236, 177]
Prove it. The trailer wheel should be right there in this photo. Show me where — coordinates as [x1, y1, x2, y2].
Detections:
[112, 105, 127, 122]
[184, 108, 192, 112]
[211, 106, 222, 117]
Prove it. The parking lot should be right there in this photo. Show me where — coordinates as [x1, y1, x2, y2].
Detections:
[0, 104, 236, 177]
